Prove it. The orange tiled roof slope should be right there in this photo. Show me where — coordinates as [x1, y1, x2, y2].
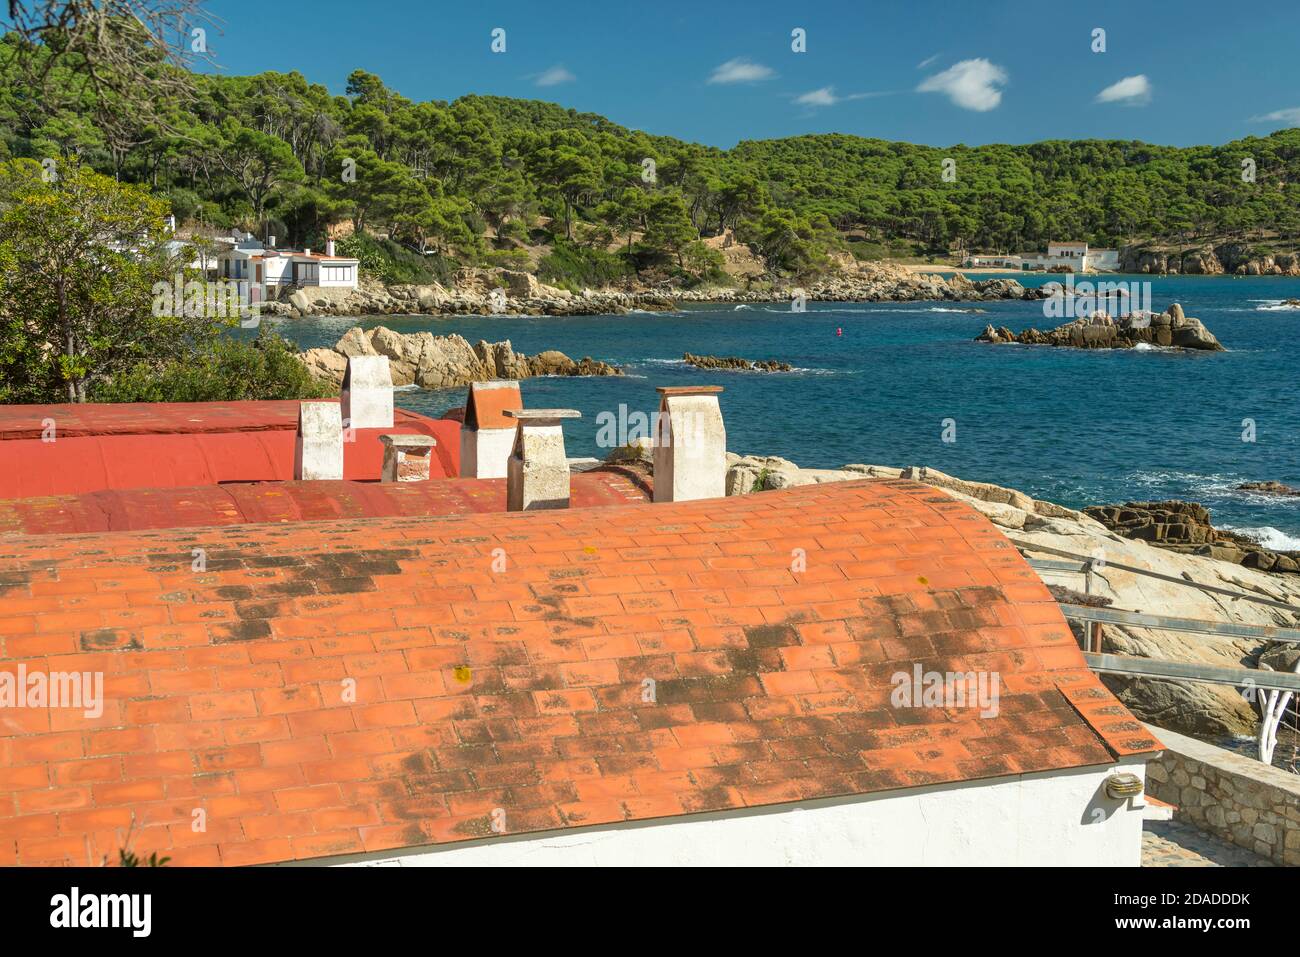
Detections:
[0, 479, 1159, 866]
[0, 472, 651, 537]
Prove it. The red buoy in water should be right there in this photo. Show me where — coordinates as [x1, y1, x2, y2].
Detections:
[836, 327, 843, 337]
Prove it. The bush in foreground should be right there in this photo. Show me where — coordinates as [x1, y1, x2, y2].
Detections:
[91, 328, 330, 403]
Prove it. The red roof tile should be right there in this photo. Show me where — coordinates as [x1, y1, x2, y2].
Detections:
[0, 472, 651, 536]
[0, 478, 1159, 866]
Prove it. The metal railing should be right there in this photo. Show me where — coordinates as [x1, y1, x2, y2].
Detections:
[1013, 538, 1300, 695]
[1011, 537, 1300, 616]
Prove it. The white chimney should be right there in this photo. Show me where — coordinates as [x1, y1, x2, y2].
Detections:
[304, 248, 312, 257]
[268, 234, 276, 248]
[504, 409, 580, 511]
[294, 402, 344, 480]
[340, 355, 394, 431]
[379, 433, 437, 482]
[460, 381, 522, 478]
[653, 386, 726, 503]
[326, 239, 336, 257]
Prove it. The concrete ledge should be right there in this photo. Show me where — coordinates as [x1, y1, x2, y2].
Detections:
[1144, 723, 1300, 865]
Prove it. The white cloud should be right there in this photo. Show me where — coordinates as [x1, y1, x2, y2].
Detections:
[795, 86, 839, 107]
[1095, 74, 1151, 106]
[793, 86, 889, 108]
[534, 65, 575, 87]
[916, 53, 941, 70]
[1250, 107, 1300, 125]
[708, 58, 775, 85]
[916, 59, 1007, 112]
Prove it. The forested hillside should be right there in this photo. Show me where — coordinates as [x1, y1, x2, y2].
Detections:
[3, 27, 1298, 282]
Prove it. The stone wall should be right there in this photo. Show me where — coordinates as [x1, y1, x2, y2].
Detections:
[1145, 724, 1300, 865]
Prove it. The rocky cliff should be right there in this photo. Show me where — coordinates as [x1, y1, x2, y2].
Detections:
[1120, 242, 1300, 276]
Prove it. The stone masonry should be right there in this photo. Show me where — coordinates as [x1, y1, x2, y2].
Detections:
[1144, 724, 1300, 866]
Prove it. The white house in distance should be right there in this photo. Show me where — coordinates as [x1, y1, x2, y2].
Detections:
[966, 241, 1120, 272]
[216, 234, 360, 303]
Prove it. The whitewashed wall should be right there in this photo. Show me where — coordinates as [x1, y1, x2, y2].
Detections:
[309, 759, 1151, 867]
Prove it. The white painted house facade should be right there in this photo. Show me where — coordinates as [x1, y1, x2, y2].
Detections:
[216, 236, 360, 303]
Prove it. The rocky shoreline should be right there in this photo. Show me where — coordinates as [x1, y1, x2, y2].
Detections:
[299, 325, 621, 390]
[1083, 500, 1300, 573]
[261, 262, 1047, 320]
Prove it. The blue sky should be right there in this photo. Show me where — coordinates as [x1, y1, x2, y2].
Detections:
[201, 0, 1300, 148]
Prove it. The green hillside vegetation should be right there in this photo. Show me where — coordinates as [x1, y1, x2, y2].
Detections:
[2, 27, 1299, 283]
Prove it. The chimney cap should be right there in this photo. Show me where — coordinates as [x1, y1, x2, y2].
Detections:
[656, 385, 723, 397]
[378, 433, 437, 448]
[464, 380, 523, 431]
[505, 408, 581, 421]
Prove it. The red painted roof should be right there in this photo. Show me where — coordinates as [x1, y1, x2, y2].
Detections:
[0, 478, 1158, 866]
[0, 401, 315, 439]
[0, 472, 651, 536]
[0, 402, 459, 497]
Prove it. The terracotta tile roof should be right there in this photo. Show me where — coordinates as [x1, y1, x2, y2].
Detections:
[0, 479, 1159, 866]
[0, 473, 650, 536]
[0, 402, 459, 497]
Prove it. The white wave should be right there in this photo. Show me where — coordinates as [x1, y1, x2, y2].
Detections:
[733, 304, 752, 311]
[637, 357, 839, 375]
[1220, 525, 1300, 551]
[394, 383, 421, 392]
[1126, 470, 1300, 508]
[1124, 469, 1244, 500]
[1255, 302, 1300, 311]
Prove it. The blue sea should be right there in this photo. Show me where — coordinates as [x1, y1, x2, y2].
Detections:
[268, 274, 1300, 545]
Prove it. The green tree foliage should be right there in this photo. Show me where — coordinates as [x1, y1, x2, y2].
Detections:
[2, 30, 1297, 280]
[0, 158, 325, 404]
[0, 158, 201, 401]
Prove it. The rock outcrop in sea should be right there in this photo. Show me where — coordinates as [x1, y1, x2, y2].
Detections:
[976, 303, 1225, 351]
[1238, 480, 1300, 497]
[297, 325, 622, 389]
[682, 353, 792, 372]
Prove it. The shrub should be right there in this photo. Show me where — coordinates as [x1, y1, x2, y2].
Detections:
[90, 328, 331, 403]
[537, 240, 633, 292]
[337, 233, 456, 285]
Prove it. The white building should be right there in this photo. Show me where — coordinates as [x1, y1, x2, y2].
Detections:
[216, 235, 360, 303]
[965, 241, 1120, 273]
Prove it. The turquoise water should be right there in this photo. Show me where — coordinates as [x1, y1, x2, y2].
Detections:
[270, 274, 1300, 543]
